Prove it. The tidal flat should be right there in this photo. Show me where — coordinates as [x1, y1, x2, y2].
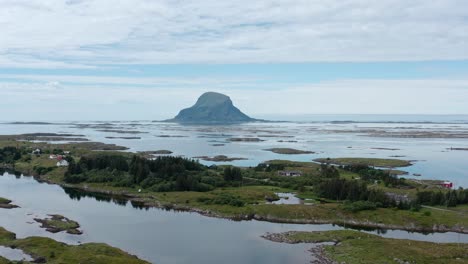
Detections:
[1, 119, 468, 263]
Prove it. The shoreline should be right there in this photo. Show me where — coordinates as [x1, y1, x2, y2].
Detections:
[24, 173, 468, 235]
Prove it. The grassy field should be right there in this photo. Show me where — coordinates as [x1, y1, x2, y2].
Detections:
[314, 157, 412, 167]
[264, 230, 468, 264]
[0, 227, 149, 264]
[12, 158, 467, 233]
[2, 140, 467, 233]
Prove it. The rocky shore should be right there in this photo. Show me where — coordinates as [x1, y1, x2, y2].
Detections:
[34, 214, 82, 235]
[262, 231, 338, 264]
[0, 198, 19, 209]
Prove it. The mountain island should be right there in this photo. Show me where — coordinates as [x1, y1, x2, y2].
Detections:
[168, 92, 256, 124]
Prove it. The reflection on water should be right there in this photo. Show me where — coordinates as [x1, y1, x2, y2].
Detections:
[63, 187, 136, 208]
[1, 173, 468, 264]
[0, 246, 34, 262]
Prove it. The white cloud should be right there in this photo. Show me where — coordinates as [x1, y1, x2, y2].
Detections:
[0, 0, 467, 66]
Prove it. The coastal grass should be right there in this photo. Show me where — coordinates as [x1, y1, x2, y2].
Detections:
[314, 157, 412, 168]
[3, 139, 466, 234]
[0, 198, 11, 205]
[0, 227, 149, 264]
[0, 197, 17, 209]
[35, 215, 81, 234]
[35, 174, 468, 232]
[267, 230, 468, 264]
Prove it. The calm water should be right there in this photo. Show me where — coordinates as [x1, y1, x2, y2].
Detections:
[1, 118, 468, 186]
[1, 173, 468, 264]
[0, 246, 33, 261]
[1, 116, 468, 263]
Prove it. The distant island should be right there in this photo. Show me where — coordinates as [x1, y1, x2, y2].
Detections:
[167, 92, 257, 124]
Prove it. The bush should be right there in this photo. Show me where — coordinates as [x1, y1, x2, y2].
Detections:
[197, 193, 245, 207]
[343, 201, 378, 212]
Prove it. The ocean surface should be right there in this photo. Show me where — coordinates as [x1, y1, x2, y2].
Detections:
[1, 114, 467, 186]
[1, 115, 468, 263]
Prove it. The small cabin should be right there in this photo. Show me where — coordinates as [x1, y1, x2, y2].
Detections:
[57, 160, 69, 167]
[441, 181, 453, 189]
[278, 170, 302, 177]
[32, 149, 41, 155]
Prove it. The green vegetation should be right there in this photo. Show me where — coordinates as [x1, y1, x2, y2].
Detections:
[264, 148, 314, 154]
[0, 227, 149, 263]
[194, 155, 247, 162]
[0, 197, 18, 209]
[1, 142, 468, 233]
[314, 157, 412, 167]
[417, 189, 468, 207]
[34, 215, 82, 235]
[263, 230, 468, 264]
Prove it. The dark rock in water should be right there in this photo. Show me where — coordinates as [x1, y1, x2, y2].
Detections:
[168, 92, 255, 124]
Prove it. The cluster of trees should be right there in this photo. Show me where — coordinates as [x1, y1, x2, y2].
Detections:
[342, 164, 407, 187]
[316, 178, 391, 206]
[65, 154, 221, 192]
[316, 178, 423, 211]
[319, 164, 340, 178]
[0, 147, 23, 164]
[417, 188, 468, 207]
[68, 154, 128, 175]
[254, 163, 285, 172]
[223, 167, 242, 182]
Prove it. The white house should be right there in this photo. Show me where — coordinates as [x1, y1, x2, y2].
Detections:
[32, 149, 41, 155]
[49, 155, 57, 159]
[57, 160, 69, 167]
[278, 170, 302, 177]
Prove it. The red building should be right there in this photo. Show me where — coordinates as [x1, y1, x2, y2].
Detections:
[441, 181, 453, 188]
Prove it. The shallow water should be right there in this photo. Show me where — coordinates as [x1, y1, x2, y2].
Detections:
[1, 173, 468, 264]
[0, 246, 33, 261]
[272, 193, 303, 205]
[1, 120, 467, 187]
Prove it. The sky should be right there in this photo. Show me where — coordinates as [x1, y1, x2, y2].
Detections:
[1, 0, 468, 121]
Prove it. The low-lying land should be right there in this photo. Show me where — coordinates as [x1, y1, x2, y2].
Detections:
[264, 148, 314, 154]
[106, 136, 141, 140]
[138, 150, 173, 155]
[1, 139, 467, 234]
[0, 227, 149, 264]
[34, 214, 82, 235]
[371, 147, 400, 151]
[262, 230, 468, 264]
[156, 135, 187, 138]
[448, 147, 468, 151]
[314, 157, 412, 168]
[0, 197, 18, 209]
[97, 129, 148, 134]
[194, 155, 247, 162]
[368, 131, 468, 139]
[0, 133, 89, 142]
[228, 137, 264, 142]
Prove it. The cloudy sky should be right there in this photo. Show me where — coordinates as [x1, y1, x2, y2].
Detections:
[1, 0, 468, 121]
